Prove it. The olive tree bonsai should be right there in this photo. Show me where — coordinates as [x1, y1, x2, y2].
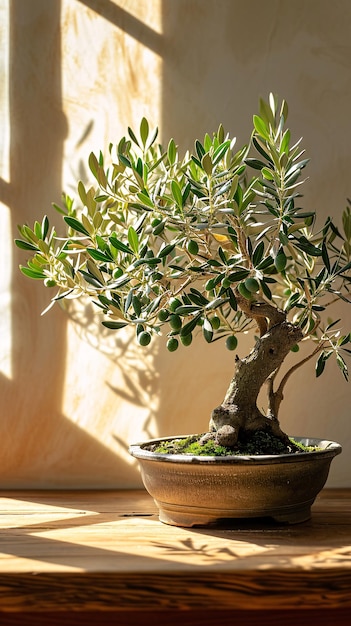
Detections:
[16, 95, 351, 453]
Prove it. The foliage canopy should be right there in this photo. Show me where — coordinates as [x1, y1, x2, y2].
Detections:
[16, 95, 351, 382]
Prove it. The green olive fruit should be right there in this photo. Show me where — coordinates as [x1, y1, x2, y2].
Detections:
[169, 314, 182, 331]
[222, 277, 231, 289]
[211, 316, 221, 330]
[290, 344, 300, 352]
[169, 297, 181, 312]
[237, 282, 253, 300]
[187, 240, 199, 255]
[180, 333, 193, 346]
[226, 335, 238, 351]
[138, 331, 151, 346]
[245, 277, 259, 293]
[167, 337, 179, 352]
[158, 309, 169, 322]
[44, 278, 56, 287]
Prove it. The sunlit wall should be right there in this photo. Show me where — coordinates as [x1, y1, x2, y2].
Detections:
[0, 0, 350, 487]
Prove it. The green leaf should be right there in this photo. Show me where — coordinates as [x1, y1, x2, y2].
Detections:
[195, 140, 205, 160]
[79, 271, 103, 288]
[253, 241, 264, 267]
[203, 133, 212, 152]
[293, 237, 322, 257]
[218, 246, 227, 265]
[102, 320, 129, 330]
[87, 248, 113, 263]
[205, 296, 229, 311]
[342, 207, 351, 241]
[118, 154, 132, 168]
[275, 248, 287, 272]
[316, 352, 326, 377]
[136, 191, 154, 208]
[42, 215, 49, 239]
[15, 239, 39, 252]
[171, 180, 183, 209]
[245, 158, 265, 171]
[109, 274, 131, 289]
[227, 269, 250, 282]
[202, 317, 213, 343]
[336, 353, 348, 380]
[201, 153, 213, 176]
[259, 279, 272, 300]
[140, 117, 149, 146]
[88, 152, 99, 177]
[261, 167, 275, 181]
[132, 295, 142, 317]
[128, 126, 140, 147]
[180, 314, 201, 336]
[109, 235, 134, 255]
[228, 175, 239, 200]
[252, 136, 273, 163]
[321, 241, 330, 272]
[20, 266, 46, 279]
[64, 216, 90, 237]
[127, 226, 139, 254]
[256, 256, 274, 271]
[174, 305, 201, 315]
[339, 333, 351, 346]
[280, 98, 288, 122]
[259, 97, 275, 127]
[86, 259, 105, 284]
[212, 140, 230, 165]
[158, 243, 176, 258]
[78, 181, 87, 206]
[280, 129, 290, 155]
[253, 115, 270, 141]
[52, 202, 68, 216]
[167, 138, 177, 165]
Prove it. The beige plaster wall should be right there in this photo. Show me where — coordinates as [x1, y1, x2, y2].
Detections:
[0, 0, 350, 488]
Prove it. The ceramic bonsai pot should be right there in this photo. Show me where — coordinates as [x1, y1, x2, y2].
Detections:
[130, 436, 342, 527]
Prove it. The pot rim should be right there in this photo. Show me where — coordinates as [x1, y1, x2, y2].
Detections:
[129, 435, 342, 465]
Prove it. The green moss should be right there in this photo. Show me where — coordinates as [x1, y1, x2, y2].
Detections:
[290, 438, 320, 453]
[150, 432, 320, 456]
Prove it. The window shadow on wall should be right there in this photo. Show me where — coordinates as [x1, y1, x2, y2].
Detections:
[0, 0, 144, 488]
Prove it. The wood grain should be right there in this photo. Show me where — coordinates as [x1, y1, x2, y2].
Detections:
[0, 609, 351, 626]
[0, 488, 351, 623]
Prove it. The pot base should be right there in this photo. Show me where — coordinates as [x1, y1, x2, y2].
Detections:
[156, 499, 313, 527]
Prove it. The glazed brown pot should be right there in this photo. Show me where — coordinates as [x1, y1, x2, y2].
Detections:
[129, 436, 342, 527]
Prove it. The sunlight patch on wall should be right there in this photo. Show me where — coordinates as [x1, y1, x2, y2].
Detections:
[61, 309, 160, 466]
[0, 0, 12, 379]
[58, 0, 163, 457]
[61, 0, 163, 194]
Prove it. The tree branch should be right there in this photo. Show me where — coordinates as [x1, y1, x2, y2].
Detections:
[235, 291, 286, 336]
[268, 343, 324, 417]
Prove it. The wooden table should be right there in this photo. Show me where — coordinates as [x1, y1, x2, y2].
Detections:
[0, 489, 350, 625]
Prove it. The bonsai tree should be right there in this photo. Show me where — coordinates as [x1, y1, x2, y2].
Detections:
[16, 95, 351, 453]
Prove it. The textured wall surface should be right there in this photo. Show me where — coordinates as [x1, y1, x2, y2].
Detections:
[0, 0, 350, 487]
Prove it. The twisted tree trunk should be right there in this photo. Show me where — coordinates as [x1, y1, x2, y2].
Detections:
[209, 297, 304, 448]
